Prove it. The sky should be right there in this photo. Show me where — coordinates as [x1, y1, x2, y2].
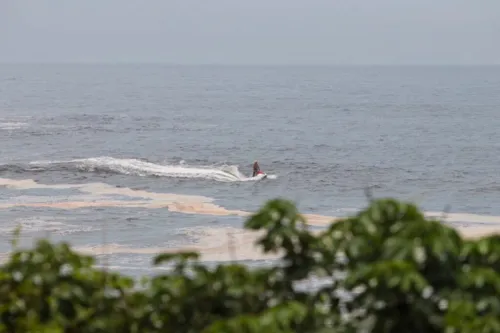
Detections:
[1, 0, 499, 65]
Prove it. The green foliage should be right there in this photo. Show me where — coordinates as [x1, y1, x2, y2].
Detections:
[1, 197, 500, 332]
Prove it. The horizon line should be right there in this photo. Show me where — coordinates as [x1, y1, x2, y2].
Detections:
[1, 61, 499, 67]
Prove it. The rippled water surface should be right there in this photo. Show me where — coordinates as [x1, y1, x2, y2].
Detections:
[1, 64, 500, 275]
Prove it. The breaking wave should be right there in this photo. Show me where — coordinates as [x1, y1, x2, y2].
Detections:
[0, 157, 277, 182]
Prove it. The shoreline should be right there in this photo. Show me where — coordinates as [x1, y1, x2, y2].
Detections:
[2, 177, 500, 264]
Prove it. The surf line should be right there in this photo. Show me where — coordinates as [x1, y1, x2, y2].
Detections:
[3, 178, 500, 237]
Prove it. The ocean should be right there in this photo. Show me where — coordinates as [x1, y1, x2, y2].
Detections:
[1, 64, 500, 277]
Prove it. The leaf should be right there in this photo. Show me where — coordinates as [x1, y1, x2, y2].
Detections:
[2, 196, 499, 333]
[153, 252, 199, 266]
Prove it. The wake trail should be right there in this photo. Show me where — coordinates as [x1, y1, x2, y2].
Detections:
[3, 157, 277, 182]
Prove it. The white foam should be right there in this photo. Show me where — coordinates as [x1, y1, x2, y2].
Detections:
[0, 178, 249, 216]
[0, 122, 28, 130]
[29, 157, 277, 182]
[0, 216, 98, 236]
[75, 226, 280, 262]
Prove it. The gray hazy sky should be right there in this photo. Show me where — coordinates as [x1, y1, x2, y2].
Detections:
[1, 0, 499, 65]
